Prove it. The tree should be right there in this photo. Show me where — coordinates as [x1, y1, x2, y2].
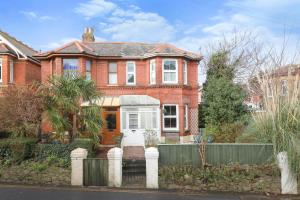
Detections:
[0, 85, 43, 138]
[41, 76, 102, 142]
[203, 51, 247, 142]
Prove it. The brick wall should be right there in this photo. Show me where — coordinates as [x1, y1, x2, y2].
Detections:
[40, 56, 199, 141]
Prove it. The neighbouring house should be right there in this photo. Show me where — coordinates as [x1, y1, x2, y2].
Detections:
[0, 30, 40, 90]
[246, 65, 300, 111]
[35, 27, 202, 145]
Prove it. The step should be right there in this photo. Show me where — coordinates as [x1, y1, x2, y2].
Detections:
[123, 146, 145, 160]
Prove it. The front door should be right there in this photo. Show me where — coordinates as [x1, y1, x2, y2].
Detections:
[101, 107, 120, 145]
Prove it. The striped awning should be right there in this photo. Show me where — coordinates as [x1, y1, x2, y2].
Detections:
[81, 96, 120, 107]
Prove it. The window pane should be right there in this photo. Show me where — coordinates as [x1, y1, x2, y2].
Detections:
[164, 106, 171, 116]
[171, 106, 177, 115]
[106, 114, 116, 130]
[127, 74, 135, 83]
[164, 72, 176, 82]
[63, 59, 79, 78]
[127, 63, 134, 72]
[109, 62, 117, 72]
[109, 73, 117, 84]
[152, 112, 157, 128]
[9, 60, 13, 83]
[169, 61, 176, 70]
[86, 72, 91, 81]
[129, 113, 138, 129]
[170, 118, 177, 127]
[164, 61, 170, 70]
[164, 118, 171, 128]
[86, 60, 91, 71]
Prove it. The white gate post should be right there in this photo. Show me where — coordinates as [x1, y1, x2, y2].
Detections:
[107, 147, 123, 187]
[145, 147, 159, 189]
[277, 151, 298, 194]
[71, 148, 88, 186]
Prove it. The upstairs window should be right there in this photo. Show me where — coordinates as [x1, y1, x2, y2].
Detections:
[63, 59, 79, 78]
[183, 60, 188, 85]
[163, 59, 178, 84]
[281, 80, 288, 96]
[149, 59, 156, 84]
[0, 58, 2, 82]
[126, 61, 136, 85]
[163, 104, 178, 131]
[86, 60, 91, 81]
[9, 60, 13, 83]
[108, 62, 118, 85]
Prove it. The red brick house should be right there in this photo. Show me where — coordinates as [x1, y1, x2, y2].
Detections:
[0, 30, 40, 89]
[35, 28, 202, 145]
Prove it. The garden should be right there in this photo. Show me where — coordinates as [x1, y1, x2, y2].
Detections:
[0, 75, 101, 185]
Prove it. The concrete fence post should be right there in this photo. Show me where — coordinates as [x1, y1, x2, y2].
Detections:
[107, 147, 123, 187]
[145, 147, 159, 189]
[71, 148, 88, 186]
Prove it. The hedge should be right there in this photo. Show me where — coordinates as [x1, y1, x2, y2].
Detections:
[0, 138, 37, 163]
[34, 138, 95, 165]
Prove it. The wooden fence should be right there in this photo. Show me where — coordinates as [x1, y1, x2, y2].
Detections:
[83, 158, 108, 186]
[158, 143, 274, 166]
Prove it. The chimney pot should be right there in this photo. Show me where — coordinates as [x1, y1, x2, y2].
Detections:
[82, 27, 95, 42]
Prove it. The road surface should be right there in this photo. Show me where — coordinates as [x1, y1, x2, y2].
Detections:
[0, 185, 297, 200]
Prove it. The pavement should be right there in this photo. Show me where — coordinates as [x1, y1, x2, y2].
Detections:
[0, 184, 299, 200]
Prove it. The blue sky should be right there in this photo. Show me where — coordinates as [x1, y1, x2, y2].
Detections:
[0, 0, 300, 55]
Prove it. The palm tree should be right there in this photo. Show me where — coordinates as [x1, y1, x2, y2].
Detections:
[41, 75, 102, 142]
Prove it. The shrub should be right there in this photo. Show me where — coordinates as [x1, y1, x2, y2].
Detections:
[34, 138, 95, 166]
[0, 138, 37, 163]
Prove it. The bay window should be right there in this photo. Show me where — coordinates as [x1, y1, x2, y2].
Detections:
[108, 62, 118, 85]
[162, 59, 178, 84]
[122, 107, 159, 130]
[126, 61, 136, 85]
[163, 104, 178, 131]
[183, 60, 187, 85]
[149, 59, 156, 84]
[63, 59, 79, 78]
[86, 60, 91, 80]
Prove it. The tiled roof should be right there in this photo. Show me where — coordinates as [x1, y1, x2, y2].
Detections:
[36, 41, 202, 60]
[0, 30, 38, 58]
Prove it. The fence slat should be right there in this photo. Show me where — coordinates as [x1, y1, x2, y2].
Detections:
[83, 158, 108, 186]
[158, 144, 273, 166]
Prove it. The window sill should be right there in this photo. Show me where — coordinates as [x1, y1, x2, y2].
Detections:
[163, 129, 179, 133]
[108, 84, 118, 86]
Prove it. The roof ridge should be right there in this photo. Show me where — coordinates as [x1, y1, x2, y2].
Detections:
[0, 30, 37, 53]
[78, 42, 94, 52]
[74, 41, 84, 52]
[84, 41, 152, 45]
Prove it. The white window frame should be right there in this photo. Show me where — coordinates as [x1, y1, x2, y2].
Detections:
[108, 62, 118, 85]
[126, 61, 136, 85]
[0, 58, 2, 83]
[162, 59, 178, 84]
[127, 112, 139, 130]
[163, 104, 179, 131]
[9, 60, 13, 83]
[184, 104, 189, 130]
[183, 60, 188, 85]
[149, 59, 156, 85]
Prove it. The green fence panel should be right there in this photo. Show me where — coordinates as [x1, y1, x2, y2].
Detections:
[83, 158, 108, 186]
[158, 143, 273, 166]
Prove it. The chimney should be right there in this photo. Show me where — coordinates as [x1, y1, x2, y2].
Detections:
[82, 27, 95, 42]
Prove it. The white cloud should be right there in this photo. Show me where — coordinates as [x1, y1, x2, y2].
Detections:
[40, 38, 78, 50]
[75, 0, 117, 20]
[75, 0, 175, 42]
[20, 11, 56, 21]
